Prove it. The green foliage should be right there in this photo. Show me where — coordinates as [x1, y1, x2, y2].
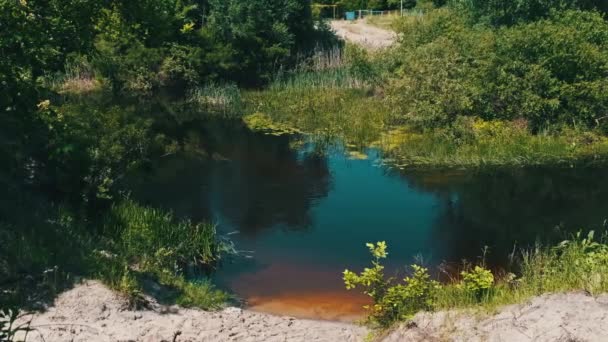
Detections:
[0, 190, 232, 312]
[97, 199, 234, 309]
[344, 242, 439, 327]
[454, 0, 608, 27]
[345, 234, 608, 328]
[388, 8, 608, 133]
[459, 266, 494, 298]
[39, 102, 153, 200]
[106, 200, 231, 273]
[203, 0, 317, 85]
[378, 119, 608, 168]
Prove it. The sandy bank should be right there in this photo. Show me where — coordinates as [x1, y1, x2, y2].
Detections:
[15, 281, 608, 341]
[16, 281, 366, 342]
[387, 291, 608, 342]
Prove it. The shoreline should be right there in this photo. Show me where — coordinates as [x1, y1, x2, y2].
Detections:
[16, 280, 608, 342]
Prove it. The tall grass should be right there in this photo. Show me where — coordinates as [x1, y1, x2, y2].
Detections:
[346, 231, 608, 328]
[45, 57, 103, 95]
[433, 231, 608, 311]
[98, 199, 234, 309]
[187, 83, 243, 118]
[270, 45, 377, 91]
[0, 193, 232, 312]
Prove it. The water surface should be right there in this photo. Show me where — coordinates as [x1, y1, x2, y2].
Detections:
[127, 121, 608, 320]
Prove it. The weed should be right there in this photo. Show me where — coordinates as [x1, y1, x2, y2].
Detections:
[0, 308, 31, 342]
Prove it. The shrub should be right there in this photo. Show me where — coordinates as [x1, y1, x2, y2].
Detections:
[343, 242, 439, 327]
[388, 8, 608, 132]
[453, 0, 608, 27]
[459, 266, 494, 299]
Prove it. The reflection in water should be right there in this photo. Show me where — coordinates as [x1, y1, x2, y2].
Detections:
[129, 120, 331, 233]
[127, 121, 608, 321]
[402, 168, 608, 266]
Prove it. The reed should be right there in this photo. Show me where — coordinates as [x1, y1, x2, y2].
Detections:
[187, 83, 243, 118]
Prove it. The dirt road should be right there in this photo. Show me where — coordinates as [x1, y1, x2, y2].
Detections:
[330, 20, 397, 49]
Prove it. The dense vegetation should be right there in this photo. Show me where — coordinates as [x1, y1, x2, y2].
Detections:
[248, 0, 608, 167]
[0, 0, 323, 316]
[3, 0, 608, 335]
[345, 234, 608, 328]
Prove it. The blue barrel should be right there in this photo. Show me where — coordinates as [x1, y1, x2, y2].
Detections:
[345, 11, 356, 21]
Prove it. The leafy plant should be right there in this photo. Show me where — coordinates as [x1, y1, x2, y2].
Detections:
[344, 242, 439, 327]
[459, 266, 494, 299]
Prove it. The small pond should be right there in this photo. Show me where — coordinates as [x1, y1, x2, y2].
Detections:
[126, 120, 608, 321]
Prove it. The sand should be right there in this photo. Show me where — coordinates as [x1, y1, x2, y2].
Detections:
[385, 291, 608, 342]
[15, 281, 366, 342]
[14, 281, 608, 341]
[330, 20, 397, 50]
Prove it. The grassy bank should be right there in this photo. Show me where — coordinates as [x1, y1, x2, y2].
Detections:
[344, 232, 608, 328]
[243, 86, 608, 168]
[240, 3, 608, 169]
[0, 192, 232, 312]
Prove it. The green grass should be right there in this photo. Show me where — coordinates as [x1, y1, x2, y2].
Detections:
[0, 192, 232, 312]
[377, 126, 608, 169]
[433, 232, 608, 312]
[346, 232, 608, 329]
[244, 88, 390, 149]
[244, 81, 608, 168]
[96, 199, 234, 309]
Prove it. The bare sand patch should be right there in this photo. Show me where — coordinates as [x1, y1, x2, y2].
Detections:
[330, 20, 397, 50]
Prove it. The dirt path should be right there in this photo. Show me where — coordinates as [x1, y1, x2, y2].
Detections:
[15, 281, 608, 341]
[330, 20, 397, 50]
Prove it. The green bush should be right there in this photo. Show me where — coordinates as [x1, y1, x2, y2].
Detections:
[344, 235, 608, 329]
[343, 242, 439, 327]
[459, 266, 494, 299]
[388, 8, 608, 132]
[453, 0, 608, 26]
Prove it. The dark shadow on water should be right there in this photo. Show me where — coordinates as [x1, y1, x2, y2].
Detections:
[126, 119, 332, 236]
[397, 167, 608, 267]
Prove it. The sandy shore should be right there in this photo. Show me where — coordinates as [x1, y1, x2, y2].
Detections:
[16, 281, 366, 342]
[15, 281, 608, 341]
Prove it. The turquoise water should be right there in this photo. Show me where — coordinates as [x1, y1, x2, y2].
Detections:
[127, 121, 608, 319]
